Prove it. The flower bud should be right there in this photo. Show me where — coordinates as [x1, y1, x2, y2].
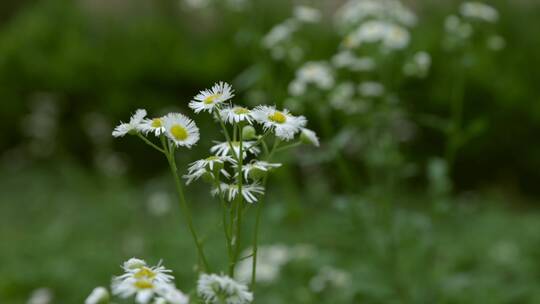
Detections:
[242, 126, 257, 140]
[300, 128, 320, 147]
[85, 287, 109, 304]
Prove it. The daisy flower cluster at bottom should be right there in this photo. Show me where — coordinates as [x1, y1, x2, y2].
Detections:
[110, 258, 188, 304]
[197, 273, 253, 304]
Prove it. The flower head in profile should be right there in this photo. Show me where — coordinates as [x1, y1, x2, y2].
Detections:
[190, 81, 235, 113]
[139, 117, 166, 136]
[197, 273, 253, 304]
[162, 113, 200, 148]
[210, 141, 261, 159]
[300, 128, 320, 147]
[239, 161, 282, 180]
[252, 106, 307, 141]
[112, 109, 147, 137]
[85, 287, 109, 304]
[211, 183, 265, 204]
[220, 105, 254, 124]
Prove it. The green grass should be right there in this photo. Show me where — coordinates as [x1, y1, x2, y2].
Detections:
[1, 163, 540, 303]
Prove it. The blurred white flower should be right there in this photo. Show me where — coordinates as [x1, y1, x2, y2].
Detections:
[335, 0, 416, 30]
[293, 5, 322, 23]
[27, 288, 53, 304]
[289, 61, 334, 96]
[197, 273, 253, 304]
[210, 141, 261, 159]
[263, 19, 298, 49]
[358, 81, 384, 97]
[460, 2, 499, 23]
[309, 266, 351, 293]
[345, 20, 410, 50]
[403, 51, 431, 77]
[445, 15, 473, 39]
[300, 128, 320, 147]
[332, 50, 375, 71]
[162, 113, 200, 148]
[85, 287, 109, 304]
[146, 191, 172, 217]
[252, 106, 307, 140]
[112, 109, 147, 137]
[487, 35, 505, 51]
[220, 105, 254, 124]
[188, 155, 236, 173]
[236, 244, 290, 284]
[190, 81, 235, 113]
[155, 285, 189, 304]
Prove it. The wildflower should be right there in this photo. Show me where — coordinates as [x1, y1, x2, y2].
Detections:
[335, 0, 416, 30]
[85, 287, 109, 304]
[155, 285, 189, 304]
[309, 266, 351, 293]
[210, 141, 261, 159]
[403, 51, 431, 77]
[293, 6, 322, 23]
[212, 183, 265, 203]
[190, 82, 235, 113]
[358, 81, 385, 97]
[162, 113, 200, 148]
[236, 245, 290, 283]
[112, 259, 175, 304]
[220, 105, 254, 124]
[239, 160, 282, 180]
[460, 2, 498, 23]
[289, 61, 334, 96]
[445, 15, 473, 40]
[332, 50, 375, 71]
[262, 20, 298, 49]
[27, 288, 53, 304]
[197, 273, 253, 304]
[345, 21, 410, 51]
[188, 155, 236, 173]
[252, 106, 307, 140]
[112, 109, 147, 137]
[300, 128, 320, 147]
[139, 117, 166, 136]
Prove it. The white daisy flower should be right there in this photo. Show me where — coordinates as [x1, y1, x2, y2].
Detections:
[238, 161, 282, 180]
[300, 128, 320, 147]
[112, 109, 147, 137]
[162, 113, 200, 148]
[252, 106, 307, 141]
[189, 82, 235, 113]
[188, 155, 236, 173]
[220, 105, 254, 124]
[197, 273, 253, 304]
[289, 61, 334, 96]
[85, 287, 109, 304]
[211, 183, 265, 204]
[155, 285, 189, 304]
[112, 259, 176, 304]
[183, 167, 231, 185]
[139, 117, 166, 136]
[210, 141, 261, 159]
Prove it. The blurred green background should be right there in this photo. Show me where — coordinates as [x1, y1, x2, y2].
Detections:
[1, 0, 540, 303]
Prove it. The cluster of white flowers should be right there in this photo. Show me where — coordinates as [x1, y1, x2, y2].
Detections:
[335, 0, 417, 31]
[332, 50, 376, 72]
[343, 20, 410, 51]
[85, 258, 188, 304]
[262, 5, 322, 61]
[444, 2, 503, 51]
[179, 82, 318, 204]
[197, 274, 253, 304]
[309, 266, 351, 293]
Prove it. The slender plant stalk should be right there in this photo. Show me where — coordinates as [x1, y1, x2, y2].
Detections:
[250, 139, 279, 288]
[165, 142, 210, 273]
[230, 127, 245, 277]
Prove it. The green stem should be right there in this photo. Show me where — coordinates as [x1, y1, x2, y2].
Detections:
[250, 139, 279, 289]
[230, 127, 245, 277]
[165, 144, 210, 272]
[137, 133, 165, 153]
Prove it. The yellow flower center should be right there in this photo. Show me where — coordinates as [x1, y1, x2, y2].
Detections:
[134, 280, 154, 290]
[233, 107, 250, 115]
[133, 267, 156, 280]
[170, 125, 188, 140]
[151, 118, 162, 128]
[204, 94, 221, 105]
[268, 111, 287, 124]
